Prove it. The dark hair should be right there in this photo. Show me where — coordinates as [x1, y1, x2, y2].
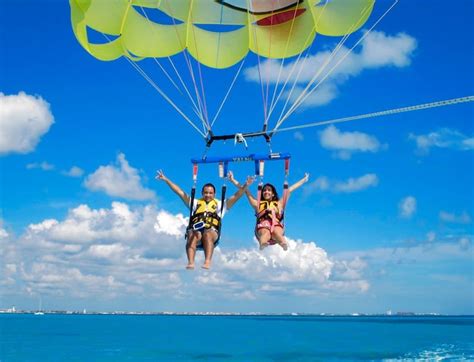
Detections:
[201, 183, 216, 194]
[261, 183, 279, 201]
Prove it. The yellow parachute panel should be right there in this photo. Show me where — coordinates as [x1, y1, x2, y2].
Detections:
[70, 0, 375, 67]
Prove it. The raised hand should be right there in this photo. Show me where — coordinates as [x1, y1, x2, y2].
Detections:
[155, 169, 166, 181]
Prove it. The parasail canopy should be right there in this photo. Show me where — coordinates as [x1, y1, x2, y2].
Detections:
[71, 0, 374, 68]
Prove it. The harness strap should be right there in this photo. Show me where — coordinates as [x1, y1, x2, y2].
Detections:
[256, 183, 263, 217]
[219, 184, 226, 233]
[186, 186, 196, 239]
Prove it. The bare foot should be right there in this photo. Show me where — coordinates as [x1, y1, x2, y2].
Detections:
[259, 242, 269, 250]
[201, 262, 211, 270]
[279, 242, 288, 251]
[186, 264, 195, 270]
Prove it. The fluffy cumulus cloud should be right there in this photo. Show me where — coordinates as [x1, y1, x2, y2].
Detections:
[399, 196, 416, 218]
[0, 202, 370, 305]
[244, 31, 417, 108]
[304, 174, 378, 195]
[0, 92, 54, 155]
[409, 128, 474, 155]
[84, 153, 155, 200]
[319, 125, 384, 159]
[334, 236, 472, 271]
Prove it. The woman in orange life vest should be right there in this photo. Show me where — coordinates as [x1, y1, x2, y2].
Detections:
[228, 171, 309, 251]
[156, 170, 252, 270]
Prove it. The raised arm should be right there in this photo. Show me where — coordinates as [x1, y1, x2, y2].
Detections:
[288, 173, 310, 194]
[155, 170, 190, 208]
[226, 174, 255, 210]
[228, 172, 258, 210]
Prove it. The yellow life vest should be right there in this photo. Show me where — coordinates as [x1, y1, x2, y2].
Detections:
[257, 200, 282, 223]
[190, 198, 221, 229]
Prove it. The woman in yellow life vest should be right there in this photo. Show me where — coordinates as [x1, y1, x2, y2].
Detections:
[229, 171, 309, 251]
[156, 170, 252, 270]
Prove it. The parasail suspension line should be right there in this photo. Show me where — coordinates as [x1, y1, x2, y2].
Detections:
[275, 0, 400, 131]
[266, 1, 318, 128]
[137, 5, 208, 129]
[115, 43, 207, 139]
[210, 58, 247, 129]
[269, 96, 474, 135]
[163, 0, 212, 133]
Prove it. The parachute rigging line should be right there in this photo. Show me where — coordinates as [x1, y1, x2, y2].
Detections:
[189, 21, 211, 131]
[263, 7, 276, 131]
[137, 6, 209, 125]
[264, 2, 302, 130]
[275, 0, 400, 132]
[125, 56, 207, 138]
[247, 1, 270, 130]
[210, 58, 247, 129]
[104, 32, 206, 139]
[266, 0, 328, 125]
[268, 96, 474, 134]
[275, 10, 355, 129]
[162, 0, 212, 133]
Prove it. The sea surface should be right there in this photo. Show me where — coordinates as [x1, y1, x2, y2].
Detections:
[0, 314, 473, 361]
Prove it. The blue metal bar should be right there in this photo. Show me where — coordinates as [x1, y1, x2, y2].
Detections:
[191, 152, 291, 164]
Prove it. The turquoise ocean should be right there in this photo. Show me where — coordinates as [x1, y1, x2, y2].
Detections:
[1, 314, 473, 361]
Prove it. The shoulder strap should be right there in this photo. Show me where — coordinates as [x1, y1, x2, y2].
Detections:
[219, 185, 226, 218]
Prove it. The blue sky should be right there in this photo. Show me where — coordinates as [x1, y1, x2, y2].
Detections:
[1, 0, 473, 314]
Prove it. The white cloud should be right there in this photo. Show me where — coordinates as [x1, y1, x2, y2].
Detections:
[304, 176, 331, 195]
[0, 227, 8, 239]
[62, 166, 84, 178]
[334, 174, 378, 193]
[26, 161, 55, 171]
[399, 196, 416, 218]
[1, 202, 370, 303]
[0, 92, 54, 155]
[154, 210, 188, 238]
[84, 153, 155, 200]
[319, 125, 383, 159]
[244, 31, 417, 108]
[439, 211, 471, 224]
[334, 237, 472, 266]
[304, 174, 378, 195]
[409, 128, 474, 155]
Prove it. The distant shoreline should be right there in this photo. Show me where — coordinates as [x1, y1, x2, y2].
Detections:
[1, 310, 472, 317]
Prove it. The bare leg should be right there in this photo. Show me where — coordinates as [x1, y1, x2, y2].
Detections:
[201, 230, 218, 269]
[186, 231, 201, 269]
[271, 226, 287, 251]
[257, 228, 272, 250]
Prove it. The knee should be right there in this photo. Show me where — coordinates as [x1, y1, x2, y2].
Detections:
[186, 233, 199, 248]
[202, 231, 217, 244]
